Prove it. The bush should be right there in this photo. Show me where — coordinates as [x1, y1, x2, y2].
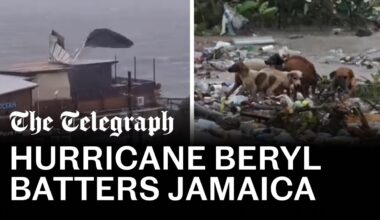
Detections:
[194, 0, 380, 35]
[237, 1, 278, 27]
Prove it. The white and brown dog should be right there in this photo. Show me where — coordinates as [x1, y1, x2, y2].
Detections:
[265, 54, 320, 97]
[225, 58, 268, 97]
[228, 62, 303, 97]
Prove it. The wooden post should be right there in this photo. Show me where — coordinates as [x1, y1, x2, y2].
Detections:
[128, 70, 134, 143]
[153, 58, 156, 83]
[114, 55, 117, 80]
[134, 56, 137, 81]
[128, 71, 133, 117]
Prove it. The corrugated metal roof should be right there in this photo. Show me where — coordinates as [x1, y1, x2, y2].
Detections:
[71, 59, 118, 65]
[0, 62, 69, 75]
[0, 59, 117, 75]
[0, 75, 37, 96]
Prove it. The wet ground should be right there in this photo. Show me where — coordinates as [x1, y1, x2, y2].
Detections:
[195, 29, 380, 83]
[194, 28, 380, 143]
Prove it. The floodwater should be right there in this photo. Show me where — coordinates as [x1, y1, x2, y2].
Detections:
[0, 0, 189, 98]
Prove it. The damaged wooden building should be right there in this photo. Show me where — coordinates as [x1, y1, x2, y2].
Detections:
[0, 59, 161, 132]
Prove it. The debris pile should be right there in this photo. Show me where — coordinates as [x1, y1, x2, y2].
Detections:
[320, 48, 380, 70]
[194, 37, 380, 144]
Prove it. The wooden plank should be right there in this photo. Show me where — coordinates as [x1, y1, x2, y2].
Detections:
[232, 36, 275, 46]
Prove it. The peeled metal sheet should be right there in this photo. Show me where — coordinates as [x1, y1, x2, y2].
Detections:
[49, 30, 73, 64]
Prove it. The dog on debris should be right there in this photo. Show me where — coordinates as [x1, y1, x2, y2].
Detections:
[227, 62, 303, 97]
[329, 67, 357, 96]
[264, 53, 285, 70]
[264, 47, 291, 69]
[225, 59, 268, 97]
[265, 54, 320, 97]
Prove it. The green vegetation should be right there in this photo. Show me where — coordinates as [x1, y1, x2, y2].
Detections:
[357, 70, 380, 104]
[237, 1, 278, 26]
[195, 0, 380, 35]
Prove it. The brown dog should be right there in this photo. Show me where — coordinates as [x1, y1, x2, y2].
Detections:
[227, 62, 302, 97]
[265, 55, 320, 97]
[329, 67, 357, 96]
[283, 56, 320, 97]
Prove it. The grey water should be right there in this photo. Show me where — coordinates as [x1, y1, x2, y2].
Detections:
[0, 0, 189, 98]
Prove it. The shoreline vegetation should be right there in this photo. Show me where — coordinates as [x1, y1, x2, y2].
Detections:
[195, 0, 380, 36]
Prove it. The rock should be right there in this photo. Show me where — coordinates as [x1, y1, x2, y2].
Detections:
[239, 121, 266, 136]
[210, 102, 222, 111]
[328, 136, 360, 145]
[194, 131, 224, 143]
[253, 127, 272, 136]
[299, 130, 317, 143]
[314, 132, 333, 144]
[337, 129, 350, 136]
[256, 133, 275, 142]
[226, 130, 243, 140]
[356, 28, 372, 37]
[274, 132, 295, 144]
[270, 127, 287, 136]
[209, 127, 227, 138]
[195, 119, 220, 131]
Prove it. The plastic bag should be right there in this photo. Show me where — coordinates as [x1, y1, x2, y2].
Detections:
[220, 3, 248, 36]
